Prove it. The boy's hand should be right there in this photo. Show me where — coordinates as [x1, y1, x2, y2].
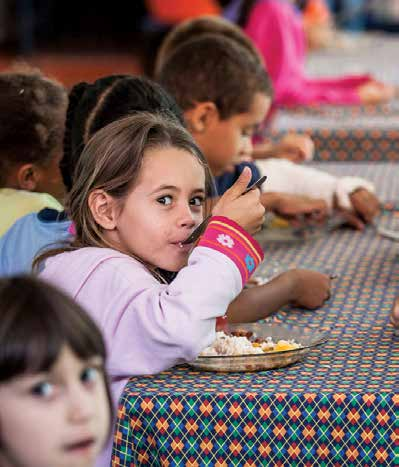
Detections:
[212, 167, 265, 235]
[262, 193, 328, 226]
[350, 188, 380, 223]
[285, 269, 331, 309]
[337, 189, 380, 230]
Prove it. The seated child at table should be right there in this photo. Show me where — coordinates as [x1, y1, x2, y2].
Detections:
[0, 275, 112, 467]
[157, 29, 380, 229]
[0, 68, 67, 236]
[37, 112, 265, 463]
[155, 14, 315, 164]
[237, 0, 394, 107]
[1, 74, 331, 319]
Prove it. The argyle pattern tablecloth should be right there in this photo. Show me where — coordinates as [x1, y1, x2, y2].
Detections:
[112, 163, 399, 466]
[269, 33, 399, 162]
[270, 104, 399, 162]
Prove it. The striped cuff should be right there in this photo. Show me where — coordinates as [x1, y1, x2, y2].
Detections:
[198, 216, 264, 286]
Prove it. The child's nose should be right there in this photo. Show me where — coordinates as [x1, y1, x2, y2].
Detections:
[178, 204, 196, 228]
[67, 385, 94, 423]
[240, 136, 253, 159]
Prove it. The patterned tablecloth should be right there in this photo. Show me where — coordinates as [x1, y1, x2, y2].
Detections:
[270, 33, 399, 162]
[113, 163, 399, 466]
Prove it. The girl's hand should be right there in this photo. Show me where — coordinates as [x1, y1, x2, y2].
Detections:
[284, 269, 331, 309]
[358, 81, 395, 104]
[212, 167, 265, 235]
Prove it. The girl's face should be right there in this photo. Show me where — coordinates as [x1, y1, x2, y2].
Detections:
[0, 346, 110, 467]
[107, 146, 206, 272]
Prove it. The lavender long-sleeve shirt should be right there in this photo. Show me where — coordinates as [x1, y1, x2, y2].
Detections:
[40, 216, 264, 466]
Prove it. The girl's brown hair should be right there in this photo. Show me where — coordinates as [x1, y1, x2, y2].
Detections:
[35, 112, 212, 274]
[0, 274, 113, 432]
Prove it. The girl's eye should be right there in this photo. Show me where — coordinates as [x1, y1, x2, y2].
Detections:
[81, 367, 99, 385]
[190, 196, 204, 207]
[157, 195, 173, 205]
[31, 381, 54, 398]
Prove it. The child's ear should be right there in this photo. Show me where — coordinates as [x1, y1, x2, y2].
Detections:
[88, 189, 118, 230]
[17, 164, 40, 191]
[185, 102, 219, 134]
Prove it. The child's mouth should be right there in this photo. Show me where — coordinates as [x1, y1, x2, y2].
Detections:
[64, 437, 96, 454]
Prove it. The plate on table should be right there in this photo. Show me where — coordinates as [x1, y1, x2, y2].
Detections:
[188, 322, 328, 373]
[255, 213, 347, 244]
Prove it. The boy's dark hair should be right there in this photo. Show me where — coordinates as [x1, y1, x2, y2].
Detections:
[158, 34, 273, 120]
[154, 15, 264, 77]
[0, 69, 67, 186]
[0, 275, 113, 427]
[61, 75, 185, 192]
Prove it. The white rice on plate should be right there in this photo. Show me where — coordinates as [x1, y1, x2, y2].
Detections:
[200, 331, 301, 357]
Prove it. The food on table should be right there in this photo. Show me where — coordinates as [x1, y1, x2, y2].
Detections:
[200, 330, 302, 357]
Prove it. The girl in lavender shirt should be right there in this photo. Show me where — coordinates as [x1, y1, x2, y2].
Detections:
[38, 112, 265, 466]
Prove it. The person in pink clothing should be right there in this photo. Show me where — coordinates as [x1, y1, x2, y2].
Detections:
[38, 112, 265, 466]
[239, 0, 394, 106]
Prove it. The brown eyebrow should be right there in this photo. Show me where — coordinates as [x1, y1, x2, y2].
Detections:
[149, 185, 179, 195]
[150, 186, 206, 196]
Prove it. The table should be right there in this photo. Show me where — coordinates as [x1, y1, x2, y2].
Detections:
[270, 33, 399, 162]
[112, 163, 399, 466]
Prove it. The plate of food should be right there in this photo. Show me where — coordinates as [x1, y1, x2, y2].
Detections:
[255, 213, 347, 244]
[189, 322, 328, 372]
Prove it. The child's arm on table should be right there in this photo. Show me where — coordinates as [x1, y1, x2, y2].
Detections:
[226, 269, 331, 323]
[252, 134, 315, 163]
[390, 296, 399, 330]
[256, 158, 380, 228]
[261, 192, 328, 225]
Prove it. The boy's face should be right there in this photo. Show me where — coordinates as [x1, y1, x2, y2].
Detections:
[188, 92, 271, 176]
[0, 345, 110, 467]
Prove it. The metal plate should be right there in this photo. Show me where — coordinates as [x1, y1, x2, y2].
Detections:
[188, 322, 328, 373]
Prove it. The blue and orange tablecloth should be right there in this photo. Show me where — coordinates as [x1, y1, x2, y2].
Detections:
[112, 163, 399, 466]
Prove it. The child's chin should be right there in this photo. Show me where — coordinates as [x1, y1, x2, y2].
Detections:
[160, 257, 189, 273]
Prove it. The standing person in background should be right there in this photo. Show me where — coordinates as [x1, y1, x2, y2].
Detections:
[0, 68, 67, 236]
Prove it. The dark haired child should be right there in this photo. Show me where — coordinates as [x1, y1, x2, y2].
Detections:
[0, 275, 112, 467]
[0, 69, 67, 236]
[155, 15, 314, 163]
[0, 74, 183, 277]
